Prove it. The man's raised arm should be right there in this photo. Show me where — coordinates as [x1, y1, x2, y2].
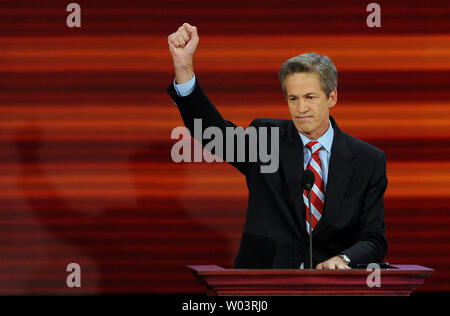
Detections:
[167, 23, 265, 175]
[168, 23, 198, 90]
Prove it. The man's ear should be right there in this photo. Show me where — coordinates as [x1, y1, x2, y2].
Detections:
[328, 89, 337, 108]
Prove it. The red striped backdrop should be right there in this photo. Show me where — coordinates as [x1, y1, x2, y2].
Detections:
[0, 0, 449, 293]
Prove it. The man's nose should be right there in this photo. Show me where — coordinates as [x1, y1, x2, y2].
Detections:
[297, 98, 309, 113]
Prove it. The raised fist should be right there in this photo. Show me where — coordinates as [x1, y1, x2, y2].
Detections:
[168, 23, 199, 67]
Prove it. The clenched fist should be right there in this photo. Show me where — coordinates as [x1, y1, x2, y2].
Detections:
[168, 23, 199, 84]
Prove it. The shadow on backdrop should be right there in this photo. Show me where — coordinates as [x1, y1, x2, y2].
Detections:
[14, 122, 232, 293]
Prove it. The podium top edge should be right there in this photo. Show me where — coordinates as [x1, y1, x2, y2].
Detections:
[186, 265, 227, 273]
[186, 264, 434, 275]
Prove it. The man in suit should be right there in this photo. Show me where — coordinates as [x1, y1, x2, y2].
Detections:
[167, 23, 388, 269]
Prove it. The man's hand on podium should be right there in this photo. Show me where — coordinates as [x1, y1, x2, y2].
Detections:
[316, 256, 351, 269]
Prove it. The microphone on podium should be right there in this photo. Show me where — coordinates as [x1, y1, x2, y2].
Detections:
[302, 169, 315, 269]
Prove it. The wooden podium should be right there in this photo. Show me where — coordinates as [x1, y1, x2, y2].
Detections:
[187, 264, 434, 296]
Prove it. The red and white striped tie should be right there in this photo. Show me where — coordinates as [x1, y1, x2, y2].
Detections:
[303, 141, 324, 234]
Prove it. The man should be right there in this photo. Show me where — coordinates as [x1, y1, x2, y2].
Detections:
[167, 23, 388, 269]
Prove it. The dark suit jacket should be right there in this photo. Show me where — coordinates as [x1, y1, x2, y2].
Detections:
[167, 77, 388, 269]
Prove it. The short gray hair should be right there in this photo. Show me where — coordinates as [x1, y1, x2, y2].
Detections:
[279, 52, 338, 97]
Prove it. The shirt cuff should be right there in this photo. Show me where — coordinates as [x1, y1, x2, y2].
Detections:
[173, 74, 196, 97]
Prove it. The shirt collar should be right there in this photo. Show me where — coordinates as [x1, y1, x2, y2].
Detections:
[298, 120, 334, 153]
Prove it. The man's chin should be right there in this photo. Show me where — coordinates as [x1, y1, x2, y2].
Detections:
[293, 124, 313, 135]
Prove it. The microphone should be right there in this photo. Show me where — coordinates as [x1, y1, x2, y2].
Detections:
[302, 169, 315, 269]
[302, 169, 315, 190]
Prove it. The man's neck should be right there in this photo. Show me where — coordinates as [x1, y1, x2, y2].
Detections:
[299, 121, 332, 142]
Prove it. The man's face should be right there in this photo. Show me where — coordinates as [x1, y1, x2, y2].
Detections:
[285, 72, 337, 140]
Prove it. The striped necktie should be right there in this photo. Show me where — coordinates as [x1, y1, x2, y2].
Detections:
[303, 141, 324, 234]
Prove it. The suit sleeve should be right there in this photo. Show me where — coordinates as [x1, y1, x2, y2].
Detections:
[341, 151, 388, 265]
[167, 77, 255, 175]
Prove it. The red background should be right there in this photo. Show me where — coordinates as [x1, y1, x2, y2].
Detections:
[0, 0, 449, 293]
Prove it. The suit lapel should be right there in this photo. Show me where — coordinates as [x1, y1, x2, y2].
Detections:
[278, 117, 355, 239]
[279, 120, 306, 241]
[313, 116, 355, 236]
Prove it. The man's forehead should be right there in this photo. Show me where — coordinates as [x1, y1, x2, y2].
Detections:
[286, 74, 321, 90]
